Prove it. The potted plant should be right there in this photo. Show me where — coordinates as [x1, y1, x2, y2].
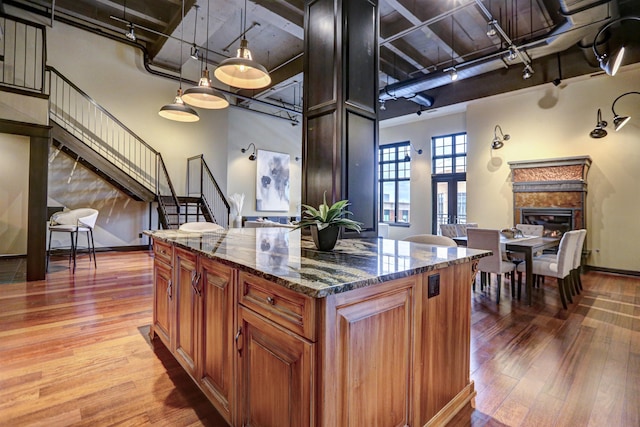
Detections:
[293, 193, 363, 251]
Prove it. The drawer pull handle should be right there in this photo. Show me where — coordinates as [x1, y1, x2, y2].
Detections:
[266, 296, 275, 305]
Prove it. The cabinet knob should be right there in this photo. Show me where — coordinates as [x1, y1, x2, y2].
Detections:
[266, 296, 275, 305]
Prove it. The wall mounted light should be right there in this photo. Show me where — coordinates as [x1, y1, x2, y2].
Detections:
[491, 125, 510, 149]
[611, 91, 640, 131]
[589, 109, 608, 138]
[592, 16, 640, 76]
[241, 143, 257, 161]
[404, 143, 423, 161]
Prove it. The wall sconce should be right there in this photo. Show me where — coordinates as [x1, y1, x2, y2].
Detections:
[404, 143, 423, 161]
[611, 91, 639, 131]
[592, 16, 640, 76]
[491, 125, 510, 149]
[589, 91, 639, 138]
[589, 109, 608, 138]
[241, 143, 257, 161]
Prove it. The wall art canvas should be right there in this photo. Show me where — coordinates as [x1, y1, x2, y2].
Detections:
[256, 149, 290, 211]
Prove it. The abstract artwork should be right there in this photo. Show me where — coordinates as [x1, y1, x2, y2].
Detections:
[256, 149, 290, 211]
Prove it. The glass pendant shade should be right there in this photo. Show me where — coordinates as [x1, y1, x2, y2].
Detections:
[183, 69, 229, 109]
[159, 89, 200, 122]
[214, 39, 271, 89]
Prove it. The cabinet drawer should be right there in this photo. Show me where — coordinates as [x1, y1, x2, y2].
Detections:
[153, 240, 173, 264]
[239, 271, 316, 341]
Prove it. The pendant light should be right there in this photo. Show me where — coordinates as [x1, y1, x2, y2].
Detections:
[159, 0, 199, 122]
[183, 0, 229, 109]
[214, 0, 271, 89]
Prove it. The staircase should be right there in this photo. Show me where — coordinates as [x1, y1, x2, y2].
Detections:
[46, 66, 229, 229]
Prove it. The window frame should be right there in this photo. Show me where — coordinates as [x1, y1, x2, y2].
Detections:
[378, 141, 412, 227]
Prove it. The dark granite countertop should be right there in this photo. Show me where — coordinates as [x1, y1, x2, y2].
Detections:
[145, 228, 489, 298]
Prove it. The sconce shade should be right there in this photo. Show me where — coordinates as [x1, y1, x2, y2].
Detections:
[241, 142, 257, 161]
[183, 69, 229, 109]
[491, 125, 510, 149]
[159, 89, 200, 122]
[593, 16, 640, 77]
[214, 39, 271, 89]
[614, 114, 631, 131]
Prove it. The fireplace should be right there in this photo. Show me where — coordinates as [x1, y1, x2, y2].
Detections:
[509, 156, 591, 234]
[521, 208, 573, 237]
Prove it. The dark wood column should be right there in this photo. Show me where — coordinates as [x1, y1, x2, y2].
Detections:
[303, 0, 379, 238]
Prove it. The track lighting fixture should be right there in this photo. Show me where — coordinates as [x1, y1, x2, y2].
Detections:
[379, 99, 386, 111]
[450, 67, 458, 81]
[214, 0, 271, 89]
[522, 65, 534, 80]
[159, 0, 200, 123]
[491, 125, 510, 150]
[505, 46, 518, 61]
[189, 4, 200, 60]
[183, 0, 229, 110]
[486, 20, 497, 37]
[125, 23, 136, 41]
[241, 143, 257, 161]
[589, 109, 608, 138]
[592, 16, 640, 77]
[190, 45, 199, 60]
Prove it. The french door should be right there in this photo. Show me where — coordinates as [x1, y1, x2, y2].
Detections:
[432, 174, 467, 234]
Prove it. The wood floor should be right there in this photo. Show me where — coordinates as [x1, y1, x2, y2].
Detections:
[0, 251, 638, 426]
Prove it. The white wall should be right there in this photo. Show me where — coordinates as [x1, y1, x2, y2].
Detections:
[380, 65, 640, 272]
[227, 108, 302, 220]
[0, 134, 30, 255]
[380, 110, 466, 241]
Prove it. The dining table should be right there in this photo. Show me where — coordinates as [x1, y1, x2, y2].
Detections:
[453, 234, 561, 305]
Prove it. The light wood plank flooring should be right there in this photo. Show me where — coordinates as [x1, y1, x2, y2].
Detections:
[1, 251, 638, 426]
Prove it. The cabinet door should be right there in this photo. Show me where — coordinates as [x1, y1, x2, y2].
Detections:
[324, 278, 416, 427]
[174, 248, 200, 377]
[199, 257, 235, 425]
[152, 259, 172, 349]
[238, 306, 313, 427]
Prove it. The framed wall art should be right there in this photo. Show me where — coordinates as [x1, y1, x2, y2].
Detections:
[256, 149, 290, 211]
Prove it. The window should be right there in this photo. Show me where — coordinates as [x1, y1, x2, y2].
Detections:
[378, 142, 411, 225]
[431, 133, 468, 233]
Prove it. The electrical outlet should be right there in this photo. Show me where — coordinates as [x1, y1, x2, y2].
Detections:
[428, 274, 440, 298]
[138, 233, 143, 238]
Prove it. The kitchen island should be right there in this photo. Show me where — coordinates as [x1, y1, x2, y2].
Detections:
[146, 227, 489, 427]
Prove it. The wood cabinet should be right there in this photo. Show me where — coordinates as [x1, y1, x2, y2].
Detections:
[237, 305, 313, 427]
[151, 240, 173, 349]
[150, 237, 477, 427]
[174, 247, 199, 377]
[198, 257, 236, 425]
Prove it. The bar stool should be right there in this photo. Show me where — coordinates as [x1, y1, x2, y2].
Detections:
[47, 208, 99, 272]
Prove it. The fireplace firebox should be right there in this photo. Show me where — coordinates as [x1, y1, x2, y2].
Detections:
[521, 208, 573, 237]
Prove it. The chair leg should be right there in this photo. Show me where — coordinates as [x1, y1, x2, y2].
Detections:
[90, 229, 97, 268]
[73, 230, 78, 273]
[556, 278, 568, 309]
[517, 272, 523, 300]
[564, 275, 573, 304]
[46, 229, 53, 273]
[496, 274, 501, 304]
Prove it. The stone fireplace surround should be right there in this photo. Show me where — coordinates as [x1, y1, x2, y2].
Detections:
[508, 156, 592, 236]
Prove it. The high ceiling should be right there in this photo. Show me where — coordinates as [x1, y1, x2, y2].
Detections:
[4, 0, 640, 122]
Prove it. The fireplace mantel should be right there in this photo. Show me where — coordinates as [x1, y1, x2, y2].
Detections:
[508, 156, 592, 231]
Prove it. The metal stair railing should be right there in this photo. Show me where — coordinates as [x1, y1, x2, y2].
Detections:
[47, 66, 158, 193]
[187, 155, 230, 229]
[157, 155, 181, 229]
[0, 13, 46, 93]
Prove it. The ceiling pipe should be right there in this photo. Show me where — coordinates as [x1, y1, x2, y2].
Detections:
[379, 0, 619, 107]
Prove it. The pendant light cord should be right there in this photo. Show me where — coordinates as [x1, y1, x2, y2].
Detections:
[205, 0, 210, 68]
[179, 0, 184, 89]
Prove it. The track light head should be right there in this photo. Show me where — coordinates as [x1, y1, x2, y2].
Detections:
[523, 65, 534, 79]
[486, 20, 497, 37]
[125, 23, 136, 41]
[190, 45, 200, 60]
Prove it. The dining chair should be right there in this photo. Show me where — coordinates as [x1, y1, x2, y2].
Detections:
[515, 224, 544, 237]
[403, 234, 457, 247]
[467, 228, 517, 303]
[516, 230, 579, 309]
[455, 222, 478, 237]
[47, 208, 99, 272]
[570, 229, 587, 293]
[439, 224, 459, 238]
